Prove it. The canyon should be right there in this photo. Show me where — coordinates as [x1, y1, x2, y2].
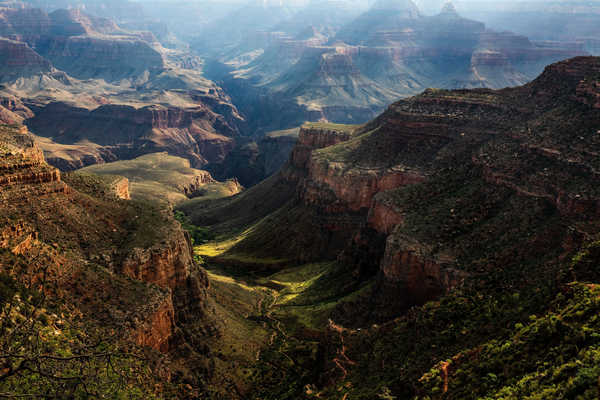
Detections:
[1, 0, 600, 398]
[203, 0, 586, 137]
[181, 56, 600, 398]
[0, 0, 590, 188]
[0, 2, 257, 183]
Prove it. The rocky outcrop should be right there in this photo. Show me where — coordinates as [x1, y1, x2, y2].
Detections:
[244, 57, 600, 318]
[40, 36, 164, 82]
[0, 124, 214, 356]
[120, 214, 213, 351]
[286, 125, 425, 215]
[0, 6, 164, 82]
[177, 170, 215, 196]
[367, 196, 404, 235]
[0, 95, 34, 119]
[303, 162, 424, 213]
[132, 294, 176, 353]
[576, 79, 600, 109]
[258, 131, 299, 177]
[26, 101, 241, 170]
[121, 228, 194, 291]
[380, 233, 466, 307]
[212, 0, 586, 133]
[0, 104, 21, 125]
[0, 220, 34, 248]
[0, 126, 62, 187]
[0, 5, 248, 179]
[289, 125, 354, 171]
[48, 8, 120, 37]
[111, 176, 130, 200]
[0, 37, 52, 81]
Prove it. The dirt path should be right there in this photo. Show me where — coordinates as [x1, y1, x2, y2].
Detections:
[328, 319, 357, 380]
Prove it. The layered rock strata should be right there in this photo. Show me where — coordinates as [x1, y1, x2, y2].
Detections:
[233, 57, 600, 317]
[0, 124, 213, 354]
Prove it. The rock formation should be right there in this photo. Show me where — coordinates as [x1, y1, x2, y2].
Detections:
[208, 0, 587, 135]
[0, 5, 247, 175]
[192, 56, 600, 321]
[26, 101, 240, 169]
[0, 124, 216, 382]
[0, 6, 163, 82]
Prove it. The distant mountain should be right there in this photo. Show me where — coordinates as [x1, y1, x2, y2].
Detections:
[193, 0, 298, 59]
[457, 1, 600, 55]
[208, 0, 586, 135]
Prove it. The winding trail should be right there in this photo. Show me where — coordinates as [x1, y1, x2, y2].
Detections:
[328, 319, 357, 380]
[254, 285, 294, 364]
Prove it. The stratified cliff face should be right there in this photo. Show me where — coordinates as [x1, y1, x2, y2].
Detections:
[122, 225, 194, 291]
[0, 37, 52, 80]
[26, 101, 240, 170]
[0, 6, 164, 82]
[176, 57, 600, 399]
[110, 176, 130, 199]
[41, 36, 164, 82]
[288, 125, 354, 171]
[201, 57, 600, 322]
[0, 5, 248, 176]
[0, 125, 63, 190]
[0, 124, 214, 360]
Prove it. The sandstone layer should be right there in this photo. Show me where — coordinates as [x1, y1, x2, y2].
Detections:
[194, 57, 600, 321]
[0, 124, 215, 363]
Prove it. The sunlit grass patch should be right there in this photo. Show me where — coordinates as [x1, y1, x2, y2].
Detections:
[194, 229, 252, 257]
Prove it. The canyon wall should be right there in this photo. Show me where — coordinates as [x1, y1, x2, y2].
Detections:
[0, 124, 213, 354]
[267, 58, 600, 317]
[26, 101, 240, 170]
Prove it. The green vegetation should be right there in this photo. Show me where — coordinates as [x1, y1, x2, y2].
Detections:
[79, 152, 241, 204]
[419, 283, 600, 399]
[190, 218, 376, 398]
[0, 256, 163, 398]
[266, 127, 301, 139]
[302, 122, 359, 133]
[260, 262, 373, 331]
[176, 173, 296, 237]
[198, 260, 338, 400]
[174, 210, 215, 246]
[63, 171, 127, 199]
[312, 126, 378, 164]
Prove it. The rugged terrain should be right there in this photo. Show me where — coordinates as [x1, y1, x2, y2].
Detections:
[0, 124, 224, 397]
[205, 0, 586, 135]
[79, 152, 243, 204]
[2, 0, 600, 397]
[461, 0, 600, 55]
[0, 2, 255, 183]
[175, 56, 600, 398]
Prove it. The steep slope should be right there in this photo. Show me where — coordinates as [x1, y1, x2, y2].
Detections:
[0, 124, 218, 397]
[0, 6, 163, 82]
[462, 0, 600, 54]
[179, 56, 600, 398]
[0, 38, 53, 80]
[193, 0, 297, 60]
[25, 100, 241, 169]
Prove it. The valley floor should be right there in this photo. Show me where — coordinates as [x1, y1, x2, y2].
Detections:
[194, 237, 373, 399]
